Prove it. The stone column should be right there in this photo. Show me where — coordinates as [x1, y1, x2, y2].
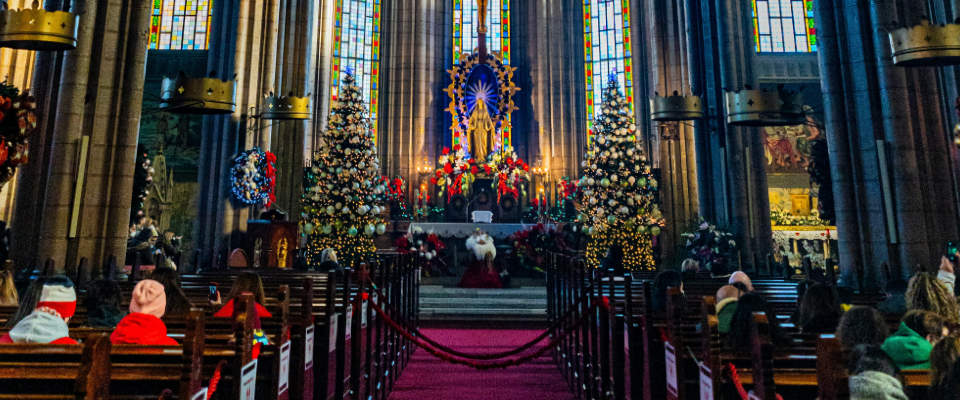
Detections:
[194, 0, 285, 268]
[815, 0, 959, 289]
[10, 0, 152, 270]
[379, 0, 447, 190]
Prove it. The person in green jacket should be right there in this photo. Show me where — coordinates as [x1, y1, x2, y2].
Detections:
[882, 310, 948, 370]
[716, 285, 741, 334]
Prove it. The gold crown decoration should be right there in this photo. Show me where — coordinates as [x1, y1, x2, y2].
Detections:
[261, 92, 311, 120]
[650, 91, 704, 121]
[724, 88, 804, 126]
[0, 2, 79, 51]
[159, 72, 236, 114]
[889, 19, 960, 66]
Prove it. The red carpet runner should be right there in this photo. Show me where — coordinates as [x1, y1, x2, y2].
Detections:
[387, 328, 575, 400]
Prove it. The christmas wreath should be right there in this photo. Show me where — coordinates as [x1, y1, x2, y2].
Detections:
[230, 147, 277, 207]
[0, 82, 37, 187]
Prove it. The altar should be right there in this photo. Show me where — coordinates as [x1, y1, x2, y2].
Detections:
[408, 222, 550, 239]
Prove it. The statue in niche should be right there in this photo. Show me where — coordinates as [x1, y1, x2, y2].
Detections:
[277, 237, 288, 268]
[466, 79, 497, 162]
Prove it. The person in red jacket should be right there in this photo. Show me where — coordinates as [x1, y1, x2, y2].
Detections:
[212, 272, 273, 319]
[110, 279, 178, 345]
[0, 276, 78, 344]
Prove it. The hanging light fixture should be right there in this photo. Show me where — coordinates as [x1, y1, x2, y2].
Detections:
[0, 1, 79, 51]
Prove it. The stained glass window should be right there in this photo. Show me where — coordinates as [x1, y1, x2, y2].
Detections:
[453, 0, 511, 65]
[331, 0, 382, 138]
[752, 0, 816, 53]
[582, 0, 634, 139]
[149, 0, 212, 50]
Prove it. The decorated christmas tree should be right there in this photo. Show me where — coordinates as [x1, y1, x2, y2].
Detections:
[302, 73, 387, 268]
[577, 76, 665, 270]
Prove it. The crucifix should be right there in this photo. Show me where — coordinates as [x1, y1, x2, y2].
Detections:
[476, 0, 488, 59]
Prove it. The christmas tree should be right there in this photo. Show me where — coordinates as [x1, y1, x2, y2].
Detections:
[302, 73, 387, 268]
[577, 75, 665, 270]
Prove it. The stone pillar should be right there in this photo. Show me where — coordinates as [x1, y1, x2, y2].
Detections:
[194, 0, 285, 268]
[379, 0, 447, 190]
[642, 0, 701, 261]
[684, 0, 772, 270]
[10, 0, 152, 270]
[815, 0, 959, 289]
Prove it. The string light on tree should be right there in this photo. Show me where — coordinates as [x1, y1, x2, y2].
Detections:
[301, 72, 387, 268]
[576, 74, 665, 271]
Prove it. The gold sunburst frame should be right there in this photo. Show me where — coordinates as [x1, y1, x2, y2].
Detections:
[443, 51, 520, 150]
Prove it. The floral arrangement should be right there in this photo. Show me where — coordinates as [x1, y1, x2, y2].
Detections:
[431, 144, 530, 203]
[231, 147, 277, 207]
[395, 225, 446, 261]
[680, 218, 738, 274]
[487, 146, 529, 201]
[431, 144, 476, 200]
[509, 224, 556, 272]
[383, 176, 412, 220]
[770, 209, 830, 227]
[0, 82, 37, 186]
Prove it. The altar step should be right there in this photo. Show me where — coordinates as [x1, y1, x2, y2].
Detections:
[418, 285, 548, 326]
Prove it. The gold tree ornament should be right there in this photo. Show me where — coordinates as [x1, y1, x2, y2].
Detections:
[0, 0, 78, 51]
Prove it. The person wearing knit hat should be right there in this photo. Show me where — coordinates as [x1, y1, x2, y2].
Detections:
[110, 279, 178, 345]
[0, 276, 78, 344]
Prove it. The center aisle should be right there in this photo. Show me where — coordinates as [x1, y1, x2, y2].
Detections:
[387, 328, 575, 400]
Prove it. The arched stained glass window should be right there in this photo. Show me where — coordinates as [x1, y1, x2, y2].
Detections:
[582, 0, 634, 139]
[453, 0, 511, 64]
[331, 0, 382, 138]
[149, 0, 213, 50]
[752, 0, 816, 53]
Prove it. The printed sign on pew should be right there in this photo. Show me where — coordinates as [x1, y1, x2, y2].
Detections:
[241, 359, 258, 400]
[699, 363, 713, 400]
[305, 325, 315, 369]
[665, 341, 678, 398]
[329, 314, 338, 352]
[279, 340, 291, 395]
[191, 387, 208, 400]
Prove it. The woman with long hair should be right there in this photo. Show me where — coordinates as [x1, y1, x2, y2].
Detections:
[795, 282, 843, 334]
[148, 267, 192, 317]
[0, 269, 17, 306]
[4, 279, 41, 328]
[213, 272, 272, 318]
[906, 273, 960, 325]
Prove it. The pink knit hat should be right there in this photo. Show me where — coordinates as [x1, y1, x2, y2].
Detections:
[130, 279, 166, 318]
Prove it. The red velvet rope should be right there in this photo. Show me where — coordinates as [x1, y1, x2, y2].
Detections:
[368, 293, 609, 370]
[205, 360, 227, 400]
[725, 362, 784, 400]
[363, 280, 597, 360]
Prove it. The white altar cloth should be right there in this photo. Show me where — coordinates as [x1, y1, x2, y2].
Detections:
[408, 222, 551, 239]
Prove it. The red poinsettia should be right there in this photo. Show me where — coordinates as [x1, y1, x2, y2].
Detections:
[470, 165, 479, 174]
[443, 162, 453, 174]
[442, 147, 450, 155]
[483, 165, 492, 175]
[452, 144, 462, 152]
[430, 177, 438, 185]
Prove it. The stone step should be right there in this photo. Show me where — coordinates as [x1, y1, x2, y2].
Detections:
[420, 308, 547, 316]
[417, 286, 549, 323]
[420, 297, 546, 308]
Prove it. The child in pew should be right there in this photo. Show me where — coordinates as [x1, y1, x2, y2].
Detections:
[715, 285, 741, 334]
[148, 267, 192, 318]
[794, 282, 843, 334]
[837, 306, 889, 349]
[213, 272, 272, 346]
[0, 276, 78, 344]
[930, 336, 960, 395]
[83, 279, 125, 328]
[882, 310, 949, 370]
[651, 270, 683, 313]
[0, 268, 16, 306]
[110, 279, 178, 345]
[848, 344, 909, 400]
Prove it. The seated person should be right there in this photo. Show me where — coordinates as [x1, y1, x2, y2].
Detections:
[882, 310, 948, 369]
[728, 271, 754, 292]
[795, 282, 843, 334]
[110, 279, 177, 345]
[0, 277, 78, 344]
[681, 258, 700, 282]
[0, 269, 16, 306]
[84, 279, 125, 328]
[847, 344, 908, 400]
[837, 306, 889, 349]
[726, 292, 787, 349]
[715, 285, 741, 334]
[149, 267, 193, 318]
[930, 336, 960, 396]
[876, 278, 908, 315]
[459, 232, 502, 289]
[213, 272, 273, 319]
[651, 270, 683, 313]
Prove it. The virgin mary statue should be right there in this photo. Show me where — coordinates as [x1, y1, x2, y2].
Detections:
[467, 92, 496, 162]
